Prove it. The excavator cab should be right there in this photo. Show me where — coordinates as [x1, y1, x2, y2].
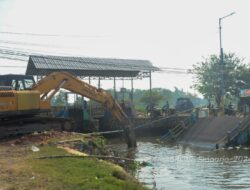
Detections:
[0, 74, 41, 116]
[0, 74, 35, 91]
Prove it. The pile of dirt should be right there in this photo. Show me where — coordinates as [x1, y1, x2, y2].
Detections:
[1, 131, 79, 146]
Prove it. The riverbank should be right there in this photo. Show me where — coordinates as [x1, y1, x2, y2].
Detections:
[0, 132, 148, 190]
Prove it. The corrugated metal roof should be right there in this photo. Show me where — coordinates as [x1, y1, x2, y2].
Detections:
[26, 55, 159, 77]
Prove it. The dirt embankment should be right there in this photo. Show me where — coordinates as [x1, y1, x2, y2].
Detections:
[0, 132, 148, 190]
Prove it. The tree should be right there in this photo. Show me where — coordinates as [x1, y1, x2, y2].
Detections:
[192, 53, 249, 106]
[139, 90, 163, 106]
[51, 91, 67, 106]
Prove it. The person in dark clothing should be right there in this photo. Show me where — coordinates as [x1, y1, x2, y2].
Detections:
[227, 102, 234, 115]
[162, 101, 170, 116]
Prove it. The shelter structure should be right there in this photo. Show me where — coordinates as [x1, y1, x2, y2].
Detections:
[26, 55, 160, 101]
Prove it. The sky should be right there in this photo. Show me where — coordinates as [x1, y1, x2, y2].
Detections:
[0, 0, 250, 95]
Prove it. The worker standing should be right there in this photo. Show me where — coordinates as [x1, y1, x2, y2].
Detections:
[162, 101, 170, 116]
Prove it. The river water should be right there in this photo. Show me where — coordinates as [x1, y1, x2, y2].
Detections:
[109, 137, 250, 190]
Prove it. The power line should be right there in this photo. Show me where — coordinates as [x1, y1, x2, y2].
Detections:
[0, 48, 36, 57]
[0, 48, 192, 74]
[160, 66, 189, 71]
[0, 49, 34, 57]
[0, 65, 26, 68]
[0, 44, 81, 57]
[0, 60, 190, 75]
[0, 64, 190, 73]
[0, 38, 94, 57]
[0, 39, 193, 71]
[0, 59, 191, 75]
[0, 39, 67, 49]
[0, 55, 27, 62]
[156, 70, 190, 74]
[0, 31, 107, 39]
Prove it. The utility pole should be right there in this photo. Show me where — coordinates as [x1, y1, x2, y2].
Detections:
[219, 12, 235, 115]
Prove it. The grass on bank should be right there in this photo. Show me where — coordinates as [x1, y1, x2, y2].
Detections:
[1, 136, 148, 190]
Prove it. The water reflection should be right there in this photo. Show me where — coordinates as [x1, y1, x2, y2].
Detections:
[109, 138, 250, 190]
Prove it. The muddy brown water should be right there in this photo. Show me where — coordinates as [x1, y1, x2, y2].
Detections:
[108, 137, 250, 190]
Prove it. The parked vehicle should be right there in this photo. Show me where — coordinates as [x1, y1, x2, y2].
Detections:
[175, 97, 194, 112]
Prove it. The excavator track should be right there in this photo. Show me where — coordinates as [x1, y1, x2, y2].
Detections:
[0, 116, 74, 139]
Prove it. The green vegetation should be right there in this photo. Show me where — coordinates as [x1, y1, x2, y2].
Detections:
[51, 91, 67, 106]
[51, 86, 206, 111]
[139, 90, 163, 106]
[28, 146, 147, 190]
[192, 53, 250, 106]
[51, 91, 85, 107]
[0, 133, 148, 190]
[107, 87, 206, 111]
[132, 88, 206, 111]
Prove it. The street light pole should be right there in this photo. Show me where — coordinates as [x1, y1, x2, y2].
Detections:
[219, 12, 235, 115]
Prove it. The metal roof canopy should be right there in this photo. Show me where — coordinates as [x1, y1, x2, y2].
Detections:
[26, 55, 159, 78]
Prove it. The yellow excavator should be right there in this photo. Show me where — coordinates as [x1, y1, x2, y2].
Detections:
[0, 72, 136, 147]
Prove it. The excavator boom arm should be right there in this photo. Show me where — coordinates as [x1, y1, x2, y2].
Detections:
[32, 72, 128, 123]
